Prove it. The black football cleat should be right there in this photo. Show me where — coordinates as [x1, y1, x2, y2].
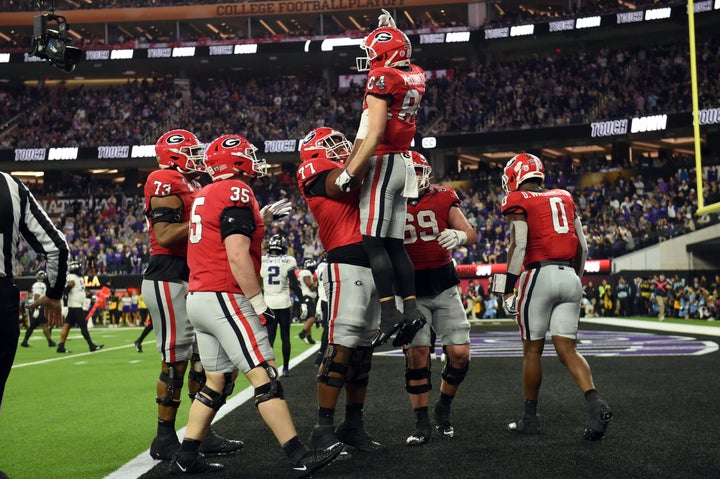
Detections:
[198, 427, 244, 455]
[370, 309, 405, 348]
[406, 423, 431, 447]
[134, 340, 143, 353]
[392, 310, 427, 347]
[583, 399, 613, 441]
[90, 344, 104, 352]
[508, 413, 540, 435]
[290, 442, 344, 478]
[433, 401, 455, 439]
[335, 421, 383, 452]
[169, 453, 223, 475]
[150, 433, 181, 461]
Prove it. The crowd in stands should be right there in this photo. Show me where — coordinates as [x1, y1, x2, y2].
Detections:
[1, 35, 719, 148]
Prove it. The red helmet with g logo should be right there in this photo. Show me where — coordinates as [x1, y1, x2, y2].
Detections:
[299, 127, 352, 164]
[411, 151, 431, 193]
[155, 129, 204, 173]
[502, 153, 545, 194]
[356, 26, 412, 72]
[203, 134, 267, 182]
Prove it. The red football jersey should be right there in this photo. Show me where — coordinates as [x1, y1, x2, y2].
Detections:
[187, 180, 265, 294]
[404, 186, 460, 270]
[501, 188, 579, 265]
[143, 168, 198, 258]
[297, 157, 362, 252]
[364, 63, 425, 155]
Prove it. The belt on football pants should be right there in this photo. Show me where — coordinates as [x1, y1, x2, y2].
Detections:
[525, 260, 573, 270]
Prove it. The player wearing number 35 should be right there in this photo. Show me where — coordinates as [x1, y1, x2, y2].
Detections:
[178, 134, 343, 475]
[491, 153, 612, 442]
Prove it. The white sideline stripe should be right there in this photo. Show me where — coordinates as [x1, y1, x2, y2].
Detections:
[581, 317, 720, 337]
[12, 342, 131, 368]
[104, 344, 320, 479]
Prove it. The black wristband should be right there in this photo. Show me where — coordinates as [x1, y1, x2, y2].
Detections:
[505, 273, 519, 294]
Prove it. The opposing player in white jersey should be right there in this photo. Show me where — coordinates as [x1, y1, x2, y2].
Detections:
[260, 234, 303, 377]
[141, 129, 243, 461]
[313, 256, 329, 366]
[297, 258, 319, 344]
[175, 133, 343, 475]
[297, 127, 383, 455]
[402, 152, 476, 446]
[55, 261, 103, 353]
[492, 153, 612, 441]
[20, 270, 56, 348]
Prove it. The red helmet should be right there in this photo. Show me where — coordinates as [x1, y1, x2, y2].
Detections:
[155, 129, 205, 173]
[411, 151, 431, 192]
[356, 26, 412, 72]
[299, 127, 352, 164]
[203, 134, 267, 182]
[502, 153, 545, 194]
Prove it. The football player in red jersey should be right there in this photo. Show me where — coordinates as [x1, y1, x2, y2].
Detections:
[402, 152, 476, 446]
[141, 129, 243, 461]
[174, 134, 343, 475]
[491, 153, 612, 441]
[297, 127, 384, 455]
[335, 11, 426, 348]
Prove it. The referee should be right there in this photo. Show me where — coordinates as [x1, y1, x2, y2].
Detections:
[0, 171, 69, 411]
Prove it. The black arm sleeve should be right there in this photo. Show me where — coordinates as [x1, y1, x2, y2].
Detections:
[305, 170, 332, 198]
[288, 268, 303, 298]
[220, 206, 256, 241]
[151, 206, 183, 225]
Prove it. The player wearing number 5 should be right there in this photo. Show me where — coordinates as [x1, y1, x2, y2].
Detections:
[177, 135, 343, 475]
[491, 153, 612, 441]
[335, 10, 427, 349]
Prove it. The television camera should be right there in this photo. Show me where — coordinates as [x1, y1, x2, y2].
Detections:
[29, 2, 81, 72]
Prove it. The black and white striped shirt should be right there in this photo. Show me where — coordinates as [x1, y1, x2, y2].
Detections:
[0, 172, 69, 300]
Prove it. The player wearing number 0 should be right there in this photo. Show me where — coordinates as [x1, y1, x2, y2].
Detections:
[491, 153, 612, 441]
[402, 152, 476, 446]
[297, 127, 384, 455]
[176, 134, 343, 475]
[335, 10, 426, 349]
[142, 129, 243, 462]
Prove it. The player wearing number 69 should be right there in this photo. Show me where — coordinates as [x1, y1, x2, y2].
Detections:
[491, 152, 612, 442]
[180, 134, 343, 475]
[402, 151, 477, 446]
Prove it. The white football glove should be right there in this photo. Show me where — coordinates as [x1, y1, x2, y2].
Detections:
[437, 229, 468, 250]
[502, 294, 518, 318]
[300, 303, 309, 320]
[378, 9, 397, 28]
[260, 198, 292, 224]
[334, 169, 355, 193]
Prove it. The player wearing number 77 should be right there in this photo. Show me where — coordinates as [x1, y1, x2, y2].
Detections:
[178, 134, 343, 475]
[491, 152, 612, 441]
[335, 10, 427, 349]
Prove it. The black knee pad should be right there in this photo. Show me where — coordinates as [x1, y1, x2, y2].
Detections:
[404, 349, 432, 394]
[195, 373, 234, 411]
[187, 354, 206, 400]
[441, 346, 470, 386]
[254, 362, 285, 406]
[346, 346, 373, 386]
[156, 363, 184, 408]
[317, 345, 348, 389]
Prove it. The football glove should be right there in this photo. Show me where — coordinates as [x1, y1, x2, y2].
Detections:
[437, 229, 468, 250]
[258, 307, 276, 327]
[502, 294, 518, 318]
[249, 293, 275, 326]
[335, 168, 355, 193]
[378, 8, 397, 28]
[260, 198, 292, 224]
[300, 303, 308, 320]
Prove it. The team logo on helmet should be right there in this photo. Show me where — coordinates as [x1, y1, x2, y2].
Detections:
[221, 137, 241, 148]
[374, 31, 394, 43]
[165, 134, 185, 144]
